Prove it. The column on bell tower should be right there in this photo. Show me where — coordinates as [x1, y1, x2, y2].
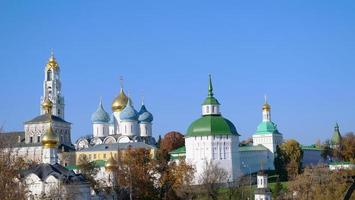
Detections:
[40, 50, 65, 119]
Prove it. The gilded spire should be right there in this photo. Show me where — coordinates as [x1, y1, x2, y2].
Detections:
[208, 74, 214, 97]
[46, 49, 59, 70]
[42, 94, 53, 114]
[262, 95, 271, 111]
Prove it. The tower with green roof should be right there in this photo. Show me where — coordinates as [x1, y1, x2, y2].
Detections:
[252, 97, 283, 155]
[185, 75, 241, 183]
[331, 123, 342, 148]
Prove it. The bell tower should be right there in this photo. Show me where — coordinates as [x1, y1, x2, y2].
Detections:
[40, 50, 65, 119]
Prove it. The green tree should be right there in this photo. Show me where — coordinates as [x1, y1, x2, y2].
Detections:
[274, 145, 287, 181]
[77, 155, 99, 190]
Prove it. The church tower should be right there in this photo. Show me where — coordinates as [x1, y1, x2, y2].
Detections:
[254, 171, 272, 200]
[40, 51, 65, 119]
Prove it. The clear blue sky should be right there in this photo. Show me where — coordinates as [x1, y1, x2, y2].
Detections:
[1, 1, 354, 144]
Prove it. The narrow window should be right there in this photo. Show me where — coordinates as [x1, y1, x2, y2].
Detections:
[30, 137, 33, 143]
[212, 106, 215, 113]
[37, 136, 40, 143]
[47, 70, 52, 81]
[206, 106, 209, 113]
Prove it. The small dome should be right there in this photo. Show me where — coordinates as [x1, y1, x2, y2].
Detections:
[262, 103, 271, 111]
[112, 88, 128, 112]
[46, 52, 59, 71]
[138, 104, 153, 123]
[42, 98, 53, 113]
[105, 155, 118, 171]
[42, 123, 59, 148]
[109, 113, 115, 124]
[91, 100, 110, 123]
[120, 98, 138, 121]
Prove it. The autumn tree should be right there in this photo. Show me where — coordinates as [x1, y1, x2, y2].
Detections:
[115, 147, 158, 199]
[340, 132, 355, 162]
[280, 140, 303, 180]
[198, 161, 228, 200]
[288, 165, 354, 200]
[160, 131, 185, 157]
[0, 130, 28, 200]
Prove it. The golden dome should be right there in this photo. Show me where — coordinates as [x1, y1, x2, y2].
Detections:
[262, 103, 271, 111]
[112, 88, 128, 112]
[42, 124, 59, 148]
[105, 155, 118, 171]
[46, 52, 59, 71]
[42, 98, 53, 114]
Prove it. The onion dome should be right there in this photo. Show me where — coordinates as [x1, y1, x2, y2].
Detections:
[46, 51, 59, 71]
[42, 123, 59, 148]
[331, 123, 342, 145]
[42, 97, 53, 114]
[109, 113, 115, 124]
[202, 74, 220, 105]
[112, 88, 129, 112]
[120, 98, 138, 121]
[105, 154, 118, 171]
[138, 104, 153, 123]
[91, 99, 110, 123]
[187, 115, 239, 137]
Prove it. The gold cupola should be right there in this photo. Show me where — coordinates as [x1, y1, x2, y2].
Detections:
[105, 154, 118, 171]
[42, 97, 53, 114]
[42, 122, 59, 148]
[112, 88, 128, 112]
[262, 95, 271, 111]
[46, 51, 59, 71]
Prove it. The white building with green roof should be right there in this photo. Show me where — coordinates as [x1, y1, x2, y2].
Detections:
[185, 75, 241, 183]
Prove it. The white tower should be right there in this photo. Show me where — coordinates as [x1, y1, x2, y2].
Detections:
[138, 101, 153, 137]
[253, 97, 283, 154]
[185, 75, 241, 183]
[255, 171, 272, 200]
[40, 51, 65, 119]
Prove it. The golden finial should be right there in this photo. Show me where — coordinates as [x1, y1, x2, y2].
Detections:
[46, 49, 59, 70]
[42, 91, 53, 114]
[112, 76, 128, 112]
[42, 113, 59, 148]
[263, 95, 271, 111]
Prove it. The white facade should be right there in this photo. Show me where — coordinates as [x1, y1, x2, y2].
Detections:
[186, 135, 240, 182]
[254, 172, 272, 200]
[253, 134, 283, 154]
[25, 121, 71, 146]
[93, 123, 109, 137]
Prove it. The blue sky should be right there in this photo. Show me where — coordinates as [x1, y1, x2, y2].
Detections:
[0, 1, 354, 144]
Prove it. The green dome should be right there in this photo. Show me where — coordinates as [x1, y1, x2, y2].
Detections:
[255, 121, 281, 135]
[186, 115, 239, 137]
[202, 96, 220, 105]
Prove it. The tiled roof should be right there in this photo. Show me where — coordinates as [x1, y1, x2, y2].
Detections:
[25, 114, 70, 124]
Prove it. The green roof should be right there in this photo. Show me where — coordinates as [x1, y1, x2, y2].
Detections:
[255, 121, 281, 135]
[169, 146, 186, 155]
[329, 161, 354, 165]
[186, 115, 239, 137]
[239, 144, 268, 152]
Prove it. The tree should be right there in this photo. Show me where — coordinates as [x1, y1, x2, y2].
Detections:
[115, 147, 158, 199]
[288, 165, 353, 200]
[340, 132, 355, 162]
[198, 161, 228, 200]
[320, 140, 333, 161]
[272, 177, 284, 200]
[77, 154, 99, 190]
[160, 131, 185, 155]
[274, 145, 287, 181]
[280, 140, 303, 180]
[0, 130, 28, 200]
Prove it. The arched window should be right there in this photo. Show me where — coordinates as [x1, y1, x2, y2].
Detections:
[47, 70, 52, 81]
